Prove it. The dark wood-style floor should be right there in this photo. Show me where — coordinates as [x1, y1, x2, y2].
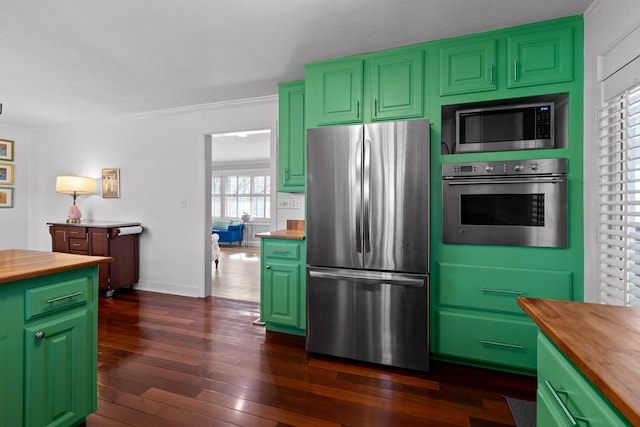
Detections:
[87, 288, 535, 427]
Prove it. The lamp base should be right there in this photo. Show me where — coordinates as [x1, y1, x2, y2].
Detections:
[67, 204, 82, 223]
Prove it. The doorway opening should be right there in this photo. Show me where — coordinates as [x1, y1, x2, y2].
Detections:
[210, 129, 272, 302]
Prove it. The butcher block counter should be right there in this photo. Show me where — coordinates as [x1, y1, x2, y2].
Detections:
[0, 249, 111, 283]
[255, 219, 305, 240]
[0, 249, 110, 426]
[518, 297, 640, 426]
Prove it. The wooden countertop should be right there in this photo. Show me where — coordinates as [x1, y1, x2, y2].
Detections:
[518, 297, 640, 425]
[0, 249, 112, 284]
[255, 229, 305, 240]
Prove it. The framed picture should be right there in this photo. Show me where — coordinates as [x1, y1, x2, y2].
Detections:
[0, 139, 13, 161]
[0, 187, 13, 208]
[102, 168, 120, 198]
[0, 163, 14, 185]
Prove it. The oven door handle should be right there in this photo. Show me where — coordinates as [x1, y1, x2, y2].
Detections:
[445, 177, 565, 185]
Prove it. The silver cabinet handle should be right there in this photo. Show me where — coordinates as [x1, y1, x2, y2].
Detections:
[479, 340, 524, 350]
[374, 99, 378, 117]
[356, 100, 360, 119]
[480, 288, 525, 296]
[271, 250, 290, 254]
[47, 292, 82, 304]
[545, 380, 578, 426]
[514, 60, 518, 81]
[490, 64, 494, 83]
[35, 331, 46, 340]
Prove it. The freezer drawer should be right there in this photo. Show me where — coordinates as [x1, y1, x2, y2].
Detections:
[306, 267, 429, 372]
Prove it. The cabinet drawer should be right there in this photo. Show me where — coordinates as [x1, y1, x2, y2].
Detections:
[68, 237, 88, 252]
[438, 311, 537, 370]
[25, 277, 90, 320]
[263, 242, 301, 260]
[439, 263, 572, 314]
[537, 334, 630, 426]
[67, 227, 87, 239]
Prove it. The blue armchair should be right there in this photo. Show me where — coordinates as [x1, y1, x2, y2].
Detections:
[212, 219, 244, 246]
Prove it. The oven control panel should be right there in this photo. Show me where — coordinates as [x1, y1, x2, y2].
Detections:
[442, 158, 567, 177]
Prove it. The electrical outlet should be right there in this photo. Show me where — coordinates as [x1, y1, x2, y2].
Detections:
[291, 199, 301, 209]
[277, 198, 291, 208]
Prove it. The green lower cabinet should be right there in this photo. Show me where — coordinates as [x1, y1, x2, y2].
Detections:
[438, 311, 537, 370]
[0, 267, 98, 427]
[434, 263, 573, 372]
[25, 310, 92, 427]
[260, 238, 306, 335]
[537, 333, 631, 426]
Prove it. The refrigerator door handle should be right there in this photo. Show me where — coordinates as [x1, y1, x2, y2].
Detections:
[363, 136, 371, 253]
[355, 137, 363, 253]
[308, 269, 425, 287]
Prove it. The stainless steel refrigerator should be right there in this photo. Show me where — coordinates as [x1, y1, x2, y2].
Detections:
[306, 119, 430, 372]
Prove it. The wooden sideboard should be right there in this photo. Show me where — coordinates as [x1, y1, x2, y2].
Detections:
[48, 221, 142, 297]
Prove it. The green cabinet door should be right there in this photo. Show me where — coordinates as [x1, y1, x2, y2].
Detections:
[306, 59, 363, 126]
[507, 26, 573, 88]
[278, 81, 306, 192]
[368, 50, 424, 120]
[439, 39, 497, 95]
[25, 310, 92, 427]
[263, 261, 300, 328]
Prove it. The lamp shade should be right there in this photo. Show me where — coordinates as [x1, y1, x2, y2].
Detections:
[56, 176, 95, 195]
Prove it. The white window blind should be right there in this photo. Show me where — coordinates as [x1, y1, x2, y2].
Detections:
[598, 83, 640, 306]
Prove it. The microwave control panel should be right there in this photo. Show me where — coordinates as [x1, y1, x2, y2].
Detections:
[442, 158, 567, 178]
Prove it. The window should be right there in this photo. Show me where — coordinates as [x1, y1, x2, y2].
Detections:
[598, 83, 640, 306]
[212, 172, 270, 220]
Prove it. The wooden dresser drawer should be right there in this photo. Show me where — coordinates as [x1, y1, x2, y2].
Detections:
[67, 227, 87, 239]
[437, 311, 537, 370]
[24, 277, 90, 320]
[68, 237, 88, 252]
[438, 263, 572, 314]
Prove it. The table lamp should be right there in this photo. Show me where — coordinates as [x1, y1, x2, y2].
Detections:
[56, 175, 95, 223]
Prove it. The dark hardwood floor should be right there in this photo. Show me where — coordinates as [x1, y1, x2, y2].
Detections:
[87, 289, 535, 427]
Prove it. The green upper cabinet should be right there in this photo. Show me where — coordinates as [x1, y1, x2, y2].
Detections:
[439, 38, 497, 95]
[278, 81, 306, 192]
[306, 59, 364, 126]
[507, 25, 573, 88]
[368, 49, 424, 120]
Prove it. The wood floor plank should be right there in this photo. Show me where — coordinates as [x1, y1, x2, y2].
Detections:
[89, 271, 535, 426]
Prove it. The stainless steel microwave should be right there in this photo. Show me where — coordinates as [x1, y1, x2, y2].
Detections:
[455, 102, 554, 153]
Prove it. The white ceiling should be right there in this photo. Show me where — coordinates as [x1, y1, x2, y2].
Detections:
[0, 0, 594, 129]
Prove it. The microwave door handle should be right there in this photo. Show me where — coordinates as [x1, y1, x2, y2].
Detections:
[446, 177, 565, 185]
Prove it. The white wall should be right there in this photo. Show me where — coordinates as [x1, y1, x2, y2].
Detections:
[584, 0, 640, 301]
[0, 127, 31, 250]
[25, 96, 282, 298]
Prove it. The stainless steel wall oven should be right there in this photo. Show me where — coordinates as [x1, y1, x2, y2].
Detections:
[442, 158, 568, 248]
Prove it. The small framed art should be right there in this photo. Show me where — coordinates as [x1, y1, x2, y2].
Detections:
[102, 168, 120, 198]
[0, 139, 13, 161]
[0, 163, 14, 185]
[0, 187, 13, 208]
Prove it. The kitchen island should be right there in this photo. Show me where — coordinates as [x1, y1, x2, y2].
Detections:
[518, 297, 640, 426]
[0, 249, 111, 427]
